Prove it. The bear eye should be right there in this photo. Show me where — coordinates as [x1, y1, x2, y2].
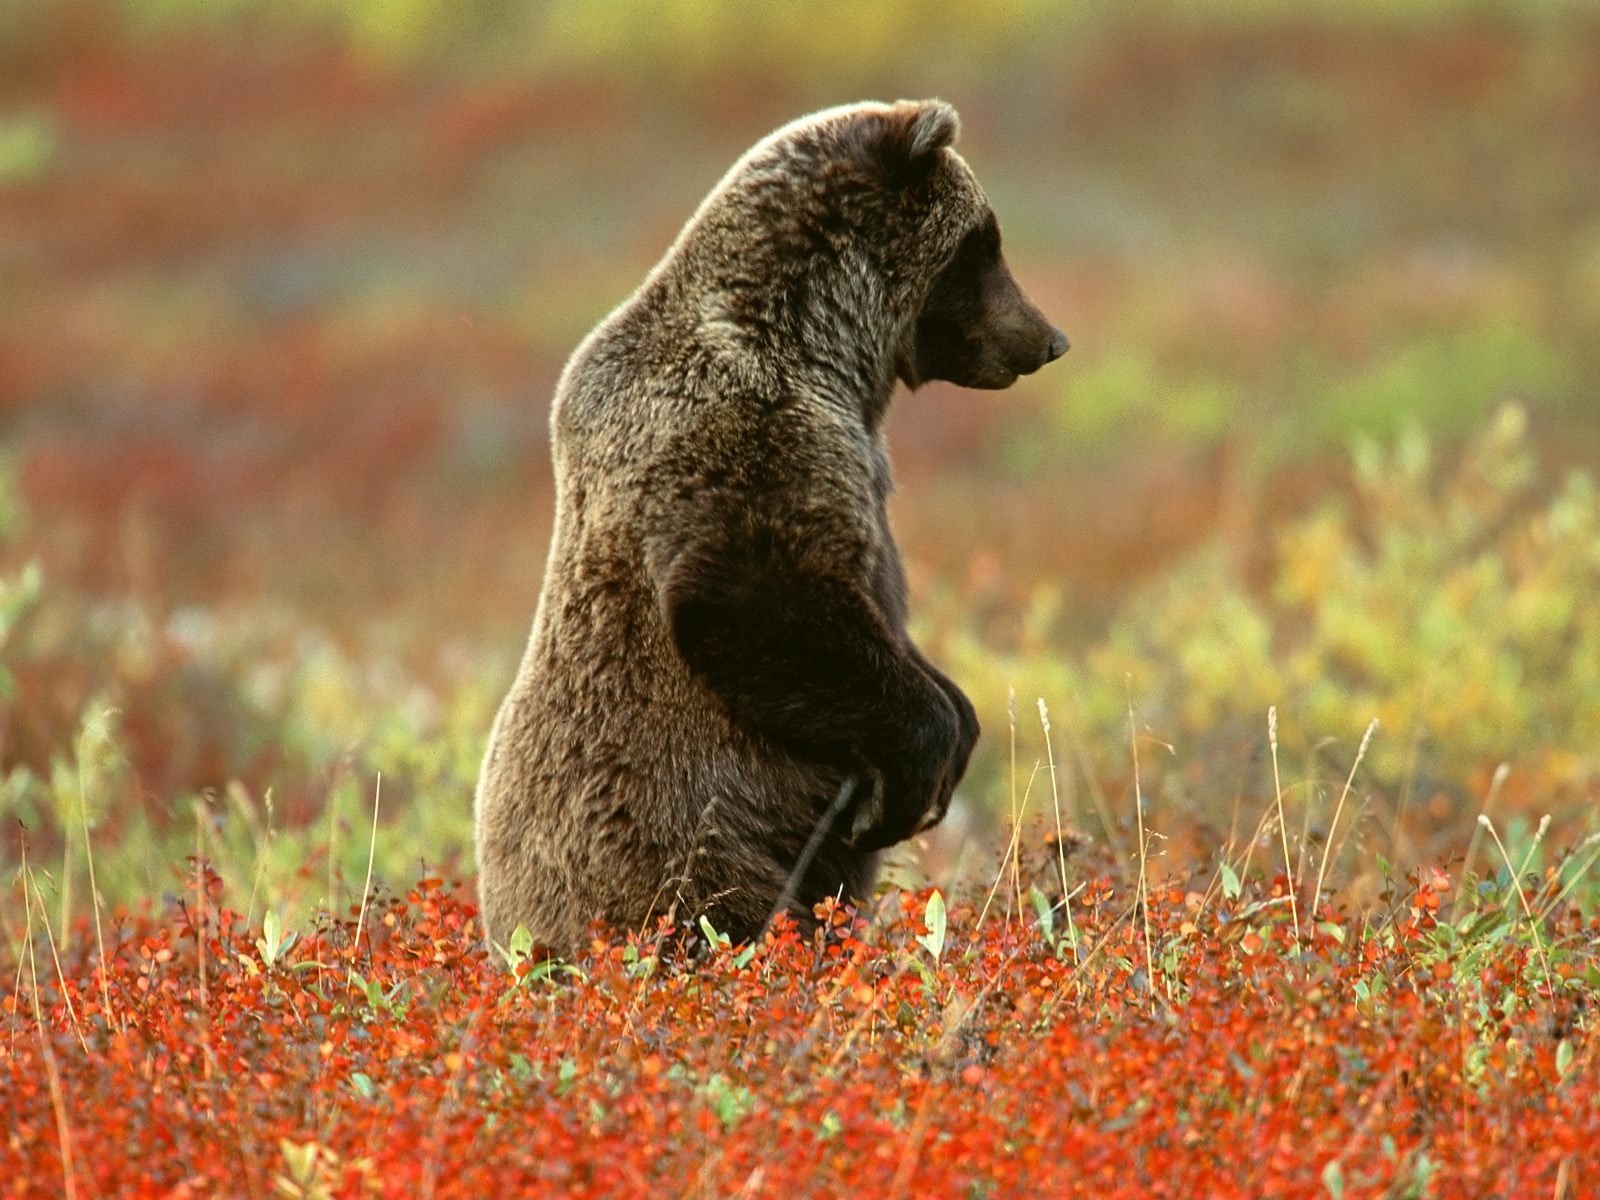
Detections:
[945, 215, 999, 274]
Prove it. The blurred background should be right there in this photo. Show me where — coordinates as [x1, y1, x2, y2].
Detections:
[3, 0, 1598, 916]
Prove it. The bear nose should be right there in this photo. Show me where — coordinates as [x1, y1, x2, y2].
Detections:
[1045, 329, 1070, 362]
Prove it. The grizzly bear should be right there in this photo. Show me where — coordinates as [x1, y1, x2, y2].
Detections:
[475, 99, 1066, 953]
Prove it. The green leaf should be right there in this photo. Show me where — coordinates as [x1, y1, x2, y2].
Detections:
[702, 1073, 754, 1130]
[556, 1058, 578, 1096]
[1556, 1039, 1574, 1081]
[1220, 862, 1242, 901]
[496, 923, 535, 971]
[916, 889, 947, 963]
[1029, 886, 1054, 939]
[1322, 1157, 1345, 1199]
[278, 1140, 317, 1186]
[508, 923, 533, 960]
[257, 909, 294, 968]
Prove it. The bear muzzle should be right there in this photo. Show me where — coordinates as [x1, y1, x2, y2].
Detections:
[1013, 325, 1069, 377]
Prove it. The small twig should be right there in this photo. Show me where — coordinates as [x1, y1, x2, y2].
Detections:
[327, 800, 338, 918]
[1477, 814, 1556, 1001]
[1295, 737, 1335, 888]
[1268, 708, 1300, 951]
[1063, 693, 1130, 874]
[1310, 719, 1378, 925]
[1050, 893, 1141, 1007]
[885, 1083, 939, 1200]
[77, 715, 116, 1033]
[1231, 790, 1283, 900]
[765, 778, 859, 931]
[1126, 687, 1160, 1001]
[1535, 832, 1600, 924]
[972, 761, 1036, 940]
[194, 798, 209, 1023]
[10, 828, 33, 1055]
[1515, 814, 1551, 882]
[351, 775, 382, 968]
[1555, 1154, 1575, 1200]
[1008, 689, 1021, 918]
[1450, 763, 1509, 928]
[25, 898, 79, 1200]
[26, 866, 88, 1055]
[244, 786, 277, 932]
[1038, 700, 1078, 961]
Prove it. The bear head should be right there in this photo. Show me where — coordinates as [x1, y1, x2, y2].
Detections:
[856, 100, 1070, 391]
[670, 99, 1067, 400]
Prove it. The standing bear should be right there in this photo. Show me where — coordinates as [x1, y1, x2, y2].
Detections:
[475, 99, 1067, 953]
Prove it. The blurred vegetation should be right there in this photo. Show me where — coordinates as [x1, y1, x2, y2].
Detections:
[944, 407, 1599, 860]
[86, 0, 1600, 71]
[2, 0, 1598, 915]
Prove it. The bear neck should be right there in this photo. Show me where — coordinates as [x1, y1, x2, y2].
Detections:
[676, 250, 906, 435]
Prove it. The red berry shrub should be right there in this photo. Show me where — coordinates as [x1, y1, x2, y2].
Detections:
[3, 870, 1595, 1198]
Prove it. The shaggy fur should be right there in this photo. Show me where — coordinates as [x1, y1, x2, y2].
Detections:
[475, 100, 1066, 952]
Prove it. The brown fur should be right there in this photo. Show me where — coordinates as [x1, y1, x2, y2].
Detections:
[475, 100, 1065, 952]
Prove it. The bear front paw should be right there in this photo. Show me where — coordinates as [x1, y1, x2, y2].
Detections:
[845, 701, 967, 851]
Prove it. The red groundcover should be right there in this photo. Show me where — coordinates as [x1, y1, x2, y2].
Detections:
[4, 869, 1595, 1198]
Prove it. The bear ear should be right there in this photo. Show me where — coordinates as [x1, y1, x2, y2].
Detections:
[884, 99, 960, 162]
[853, 99, 960, 177]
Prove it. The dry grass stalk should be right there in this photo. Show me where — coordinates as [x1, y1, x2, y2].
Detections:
[1310, 719, 1378, 925]
[1268, 707, 1301, 951]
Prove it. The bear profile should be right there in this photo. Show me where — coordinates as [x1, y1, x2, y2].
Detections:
[475, 100, 1067, 953]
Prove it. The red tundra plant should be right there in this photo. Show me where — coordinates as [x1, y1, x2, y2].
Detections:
[2, 864, 1597, 1199]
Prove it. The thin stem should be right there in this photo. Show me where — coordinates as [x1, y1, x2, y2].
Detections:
[1126, 689, 1160, 1000]
[1310, 719, 1378, 926]
[352, 775, 383, 967]
[77, 716, 115, 1032]
[1451, 763, 1509, 927]
[1008, 689, 1020, 918]
[1038, 699, 1077, 962]
[1477, 814, 1556, 1001]
[1268, 707, 1301, 950]
[977, 761, 1041, 934]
